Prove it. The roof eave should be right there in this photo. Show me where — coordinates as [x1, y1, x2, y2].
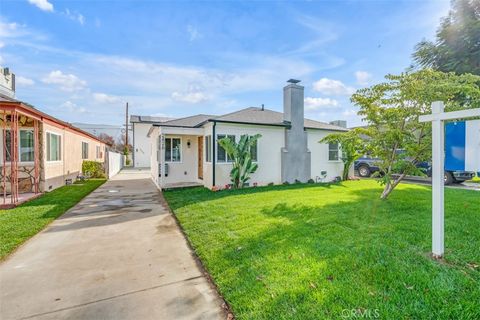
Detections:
[209, 119, 289, 128]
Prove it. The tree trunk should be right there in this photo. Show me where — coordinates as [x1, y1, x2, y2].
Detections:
[380, 173, 407, 199]
[343, 161, 352, 181]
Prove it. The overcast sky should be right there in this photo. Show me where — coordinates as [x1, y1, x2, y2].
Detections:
[1, 0, 450, 127]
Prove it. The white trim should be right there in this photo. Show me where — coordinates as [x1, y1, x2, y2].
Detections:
[419, 108, 480, 123]
[158, 127, 204, 135]
[3, 128, 36, 164]
[216, 134, 235, 163]
[45, 130, 63, 162]
[18, 128, 35, 163]
[164, 136, 182, 164]
[204, 135, 212, 163]
[81, 141, 89, 160]
[328, 142, 340, 162]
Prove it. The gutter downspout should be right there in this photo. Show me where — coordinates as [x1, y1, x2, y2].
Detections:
[212, 121, 216, 188]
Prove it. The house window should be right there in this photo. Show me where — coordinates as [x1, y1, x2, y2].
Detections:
[205, 135, 212, 162]
[250, 138, 258, 161]
[329, 142, 339, 161]
[19, 130, 35, 162]
[96, 146, 101, 158]
[217, 134, 235, 162]
[82, 142, 89, 159]
[4, 129, 35, 162]
[47, 132, 62, 161]
[165, 137, 181, 162]
[157, 136, 161, 162]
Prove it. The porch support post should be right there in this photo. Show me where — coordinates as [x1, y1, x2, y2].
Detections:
[431, 101, 445, 258]
[14, 111, 19, 203]
[10, 111, 18, 204]
[33, 119, 40, 194]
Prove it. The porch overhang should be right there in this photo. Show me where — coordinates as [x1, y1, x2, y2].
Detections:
[157, 126, 204, 136]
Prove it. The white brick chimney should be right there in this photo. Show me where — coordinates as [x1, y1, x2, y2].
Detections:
[0, 67, 15, 98]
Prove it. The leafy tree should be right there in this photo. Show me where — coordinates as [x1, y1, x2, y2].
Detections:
[352, 69, 480, 199]
[218, 134, 261, 188]
[412, 0, 480, 75]
[320, 129, 365, 181]
[98, 133, 115, 146]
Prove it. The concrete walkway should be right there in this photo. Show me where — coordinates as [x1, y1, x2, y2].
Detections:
[0, 170, 225, 320]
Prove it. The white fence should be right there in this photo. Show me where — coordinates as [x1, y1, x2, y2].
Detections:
[107, 151, 124, 178]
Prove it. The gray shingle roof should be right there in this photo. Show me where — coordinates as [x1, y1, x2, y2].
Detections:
[215, 107, 348, 131]
[158, 114, 216, 127]
[0, 94, 22, 103]
[130, 115, 173, 123]
[153, 107, 348, 131]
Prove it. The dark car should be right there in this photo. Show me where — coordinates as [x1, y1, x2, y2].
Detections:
[423, 165, 476, 184]
[354, 156, 380, 178]
[354, 158, 475, 185]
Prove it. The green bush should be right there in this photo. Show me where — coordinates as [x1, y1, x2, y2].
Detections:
[82, 160, 105, 178]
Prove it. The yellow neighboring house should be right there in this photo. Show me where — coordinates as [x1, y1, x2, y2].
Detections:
[0, 74, 107, 208]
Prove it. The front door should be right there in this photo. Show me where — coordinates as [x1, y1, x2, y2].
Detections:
[198, 136, 203, 180]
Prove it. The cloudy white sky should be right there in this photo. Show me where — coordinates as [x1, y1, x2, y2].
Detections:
[1, 0, 450, 126]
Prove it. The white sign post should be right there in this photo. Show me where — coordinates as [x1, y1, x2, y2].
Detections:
[419, 102, 480, 258]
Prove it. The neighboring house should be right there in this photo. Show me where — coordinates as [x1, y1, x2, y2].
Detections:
[130, 115, 171, 168]
[0, 71, 107, 207]
[148, 79, 348, 190]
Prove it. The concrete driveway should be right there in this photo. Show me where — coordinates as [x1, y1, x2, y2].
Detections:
[0, 170, 226, 320]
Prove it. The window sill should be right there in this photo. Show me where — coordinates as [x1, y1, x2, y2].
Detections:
[1, 161, 35, 166]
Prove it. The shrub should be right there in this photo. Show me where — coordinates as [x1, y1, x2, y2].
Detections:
[307, 179, 315, 184]
[82, 160, 105, 178]
[268, 182, 274, 186]
[218, 134, 262, 188]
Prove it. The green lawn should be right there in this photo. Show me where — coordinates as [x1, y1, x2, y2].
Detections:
[164, 180, 480, 320]
[0, 179, 105, 260]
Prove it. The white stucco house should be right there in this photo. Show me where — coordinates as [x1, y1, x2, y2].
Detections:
[130, 115, 171, 168]
[146, 80, 349, 190]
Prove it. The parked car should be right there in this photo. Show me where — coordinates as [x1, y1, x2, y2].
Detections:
[354, 156, 380, 178]
[354, 158, 475, 185]
[425, 166, 475, 185]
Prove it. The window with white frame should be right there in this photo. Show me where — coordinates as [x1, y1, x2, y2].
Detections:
[82, 142, 89, 159]
[47, 132, 62, 161]
[19, 130, 35, 162]
[328, 142, 339, 161]
[217, 134, 235, 162]
[205, 135, 212, 162]
[4, 129, 35, 162]
[165, 137, 181, 162]
[96, 145, 101, 158]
